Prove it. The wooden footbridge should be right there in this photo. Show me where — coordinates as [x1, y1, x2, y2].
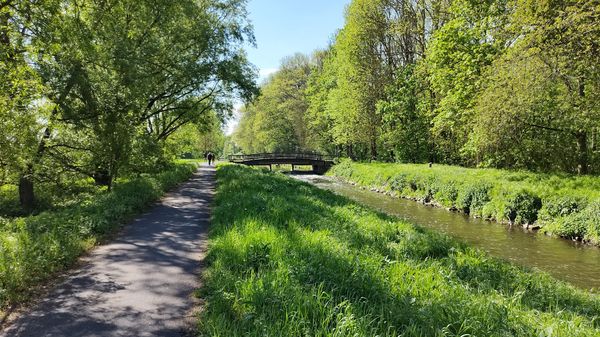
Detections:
[228, 153, 335, 174]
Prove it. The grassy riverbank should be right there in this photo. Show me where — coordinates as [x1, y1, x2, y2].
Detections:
[329, 160, 600, 245]
[0, 161, 198, 309]
[199, 164, 600, 336]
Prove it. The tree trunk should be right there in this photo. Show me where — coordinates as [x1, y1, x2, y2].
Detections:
[575, 131, 588, 175]
[18, 166, 35, 211]
[93, 169, 112, 187]
[17, 70, 78, 209]
[347, 143, 354, 160]
[370, 137, 377, 161]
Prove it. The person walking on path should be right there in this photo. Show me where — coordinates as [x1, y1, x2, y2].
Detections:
[206, 152, 215, 166]
[1, 166, 216, 337]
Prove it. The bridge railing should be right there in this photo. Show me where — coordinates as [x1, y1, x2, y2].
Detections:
[228, 153, 335, 163]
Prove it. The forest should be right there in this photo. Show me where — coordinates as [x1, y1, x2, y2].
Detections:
[233, 0, 600, 175]
[0, 0, 253, 213]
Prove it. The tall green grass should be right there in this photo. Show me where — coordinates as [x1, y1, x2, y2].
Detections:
[199, 165, 600, 336]
[0, 162, 197, 308]
[329, 160, 600, 244]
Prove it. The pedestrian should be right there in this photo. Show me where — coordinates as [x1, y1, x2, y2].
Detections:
[207, 152, 215, 166]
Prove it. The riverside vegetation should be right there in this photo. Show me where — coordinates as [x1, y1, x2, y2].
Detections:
[0, 161, 197, 311]
[198, 164, 600, 336]
[330, 160, 600, 245]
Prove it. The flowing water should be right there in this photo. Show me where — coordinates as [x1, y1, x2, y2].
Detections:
[294, 174, 600, 290]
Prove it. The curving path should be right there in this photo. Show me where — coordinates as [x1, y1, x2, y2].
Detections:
[1, 165, 215, 337]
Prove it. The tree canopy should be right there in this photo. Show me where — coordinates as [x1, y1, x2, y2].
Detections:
[1, 0, 256, 209]
[233, 0, 599, 174]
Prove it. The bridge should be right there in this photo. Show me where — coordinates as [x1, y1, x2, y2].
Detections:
[228, 153, 335, 174]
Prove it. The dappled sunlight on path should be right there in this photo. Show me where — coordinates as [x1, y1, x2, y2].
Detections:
[1, 166, 215, 337]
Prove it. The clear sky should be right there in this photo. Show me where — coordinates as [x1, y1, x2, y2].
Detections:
[226, 0, 349, 134]
[245, 0, 349, 80]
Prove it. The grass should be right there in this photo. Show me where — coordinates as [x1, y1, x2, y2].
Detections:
[198, 164, 600, 336]
[0, 161, 198, 309]
[329, 160, 600, 245]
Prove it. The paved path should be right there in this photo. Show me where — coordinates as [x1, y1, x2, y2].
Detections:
[1, 165, 215, 337]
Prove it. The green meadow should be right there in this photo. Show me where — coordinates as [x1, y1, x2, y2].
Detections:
[198, 164, 600, 336]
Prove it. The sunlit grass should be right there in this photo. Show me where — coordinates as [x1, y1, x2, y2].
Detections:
[198, 164, 600, 336]
[0, 162, 198, 309]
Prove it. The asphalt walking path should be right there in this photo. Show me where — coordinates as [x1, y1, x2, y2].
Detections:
[1, 165, 215, 337]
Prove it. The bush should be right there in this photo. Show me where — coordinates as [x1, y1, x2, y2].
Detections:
[389, 173, 409, 192]
[549, 200, 600, 243]
[502, 190, 542, 225]
[538, 196, 586, 222]
[456, 183, 491, 215]
[434, 180, 459, 208]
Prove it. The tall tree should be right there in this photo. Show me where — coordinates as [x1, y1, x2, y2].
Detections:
[4, 0, 256, 208]
[234, 54, 312, 154]
[470, 0, 600, 174]
[425, 0, 509, 164]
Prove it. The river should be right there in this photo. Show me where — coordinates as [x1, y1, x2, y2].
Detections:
[293, 174, 600, 290]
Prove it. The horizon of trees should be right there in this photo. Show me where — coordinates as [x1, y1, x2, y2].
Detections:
[232, 0, 599, 175]
[1, 0, 257, 210]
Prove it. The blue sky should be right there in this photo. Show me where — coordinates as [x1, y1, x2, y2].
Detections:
[245, 0, 349, 81]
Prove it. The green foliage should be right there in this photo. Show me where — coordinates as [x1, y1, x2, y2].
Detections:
[502, 190, 542, 225]
[330, 161, 600, 242]
[456, 183, 491, 215]
[0, 162, 197, 308]
[199, 164, 600, 336]
[231, 0, 600, 176]
[426, 0, 509, 164]
[1, 0, 256, 212]
[234, 54, 312, 154]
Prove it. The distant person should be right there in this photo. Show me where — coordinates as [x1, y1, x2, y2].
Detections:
[207, 152, 215, 166]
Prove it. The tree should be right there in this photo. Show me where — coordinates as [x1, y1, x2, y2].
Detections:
[470, 0, 600, 174]
[234, 54, 312, 154]
[425, 0, 509, 165]
[2, 0, 257, 209]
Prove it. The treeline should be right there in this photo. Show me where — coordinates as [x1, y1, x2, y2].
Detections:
[0, 0, 256, 211]
[234, 0, 599, 174]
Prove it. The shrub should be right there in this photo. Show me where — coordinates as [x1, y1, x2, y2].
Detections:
[389, 173, 409, 192]
[538, 196, 586, 223]
[551, 200, 600, 242]
[501, 190, 542, 225]
[329, 161, 600, 243]
[457, 183, 491, 214]
[434, 180, 459, 208]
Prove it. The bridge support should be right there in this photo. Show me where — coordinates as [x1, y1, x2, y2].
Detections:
[312, 164, 331, 175]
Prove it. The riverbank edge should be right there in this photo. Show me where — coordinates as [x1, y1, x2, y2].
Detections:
[0, 161, 199, 320]
[197, 164, 600, 336]
[327, 162, 600, 247]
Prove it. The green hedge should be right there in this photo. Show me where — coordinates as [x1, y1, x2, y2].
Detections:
[0, 162, 197, 307]
[329, 160, 600, 244]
